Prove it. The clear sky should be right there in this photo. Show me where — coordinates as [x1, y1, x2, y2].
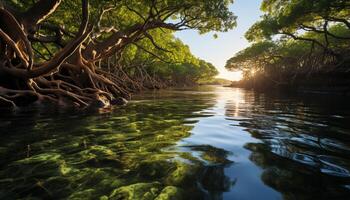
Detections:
[175, 0, 263, 81]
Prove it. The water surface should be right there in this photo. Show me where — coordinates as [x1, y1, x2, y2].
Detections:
[1, 86, 350, 199]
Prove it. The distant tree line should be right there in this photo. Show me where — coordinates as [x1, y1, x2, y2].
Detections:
[226, 0, 350, 91]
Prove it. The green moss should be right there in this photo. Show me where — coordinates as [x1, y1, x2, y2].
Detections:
[43, 176, 72, 197]
[187, 145, 233, 164]
[68, 189, 97, 200]
[59, 161, 72, 175]
[137, 160, 173, 179]
[109, 182, 162, 200]
[14, 153, 62, 164]
[110, 116, 129, 121]
[99, 195, 109, 200]
[155, 186, 184, 200]
[165, 162, 197, 186]
[122, 122, 140, 133]
[89, 145, 117, 157]
[98, 178, 124, 189]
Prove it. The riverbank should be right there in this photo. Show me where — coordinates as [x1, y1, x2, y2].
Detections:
[229, 73, 350, 96]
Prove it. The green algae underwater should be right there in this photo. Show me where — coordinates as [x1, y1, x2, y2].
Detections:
[1, 86, 350, 200]
[0, 87, 233, 199]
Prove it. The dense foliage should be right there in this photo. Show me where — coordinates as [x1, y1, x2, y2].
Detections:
[0, 0, 233, 108]
[226, 0, 350, 90]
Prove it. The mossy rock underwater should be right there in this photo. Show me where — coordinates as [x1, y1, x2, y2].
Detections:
[109, 182, 184, 200]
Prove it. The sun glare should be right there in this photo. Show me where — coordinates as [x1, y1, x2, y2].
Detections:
[218, 70, 243, 81]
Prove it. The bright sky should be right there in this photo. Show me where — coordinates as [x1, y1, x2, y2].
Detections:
[175, 0, 263, 81]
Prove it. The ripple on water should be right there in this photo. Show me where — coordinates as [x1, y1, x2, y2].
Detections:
[0, 86, 350, 199]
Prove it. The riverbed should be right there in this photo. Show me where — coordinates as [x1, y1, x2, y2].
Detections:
[0, 86, 350, 199]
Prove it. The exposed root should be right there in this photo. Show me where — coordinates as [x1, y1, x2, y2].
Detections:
[0, 0, 182, 109]
[0, 96, 16, 108]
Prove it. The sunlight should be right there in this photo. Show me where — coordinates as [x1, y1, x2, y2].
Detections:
[214, 87, 245, 117]
[217, 70, 243, 81]
[250, 69, 256, 76]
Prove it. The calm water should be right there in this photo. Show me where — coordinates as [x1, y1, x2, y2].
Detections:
[1, 86, 350, 200]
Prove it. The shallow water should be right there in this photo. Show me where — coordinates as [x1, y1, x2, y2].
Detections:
[1, 86, 350, 199]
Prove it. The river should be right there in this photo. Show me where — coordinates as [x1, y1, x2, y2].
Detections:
[0, 86, 350, 199]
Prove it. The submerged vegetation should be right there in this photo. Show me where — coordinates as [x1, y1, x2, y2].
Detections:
[1, 86, 350, 199]
[0, 0, 235, 108]
[226, 0, 350, 91]
[0, 90, 235, 199]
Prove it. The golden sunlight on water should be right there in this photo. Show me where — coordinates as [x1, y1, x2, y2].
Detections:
[215, 87, 245, 117]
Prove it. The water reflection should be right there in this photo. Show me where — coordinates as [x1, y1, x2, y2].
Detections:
[224, 88, 350, 199]
[0, 86, 350, 199]
[181, 87, 282, 200]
